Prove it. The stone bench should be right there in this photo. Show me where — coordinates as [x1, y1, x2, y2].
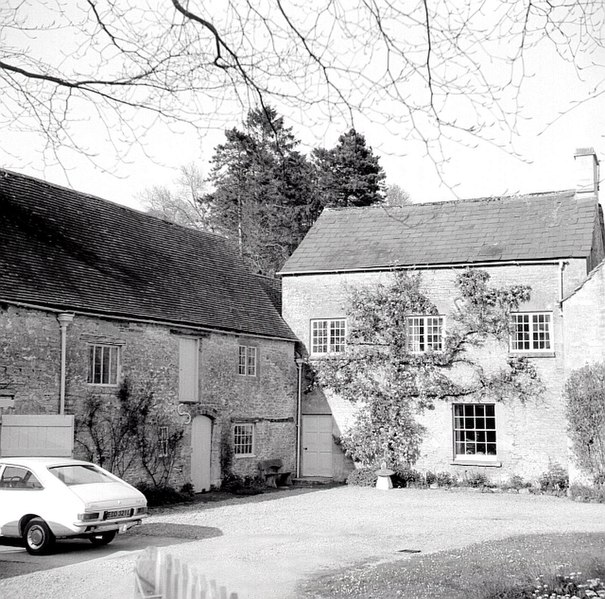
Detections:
[258, 458, 292, 488]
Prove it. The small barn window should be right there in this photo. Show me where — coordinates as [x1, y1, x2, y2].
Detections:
[233, 423, 255, 457]
[238, 346, 257, 376]
[87, 344, 120, 386]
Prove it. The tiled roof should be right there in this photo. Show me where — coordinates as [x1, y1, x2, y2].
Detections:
[280, 192, 599, 274]
[0, 169, 295, 340]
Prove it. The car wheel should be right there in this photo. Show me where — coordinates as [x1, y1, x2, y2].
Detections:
[89, 531, 117, 546]
[23, 518, 55, 555]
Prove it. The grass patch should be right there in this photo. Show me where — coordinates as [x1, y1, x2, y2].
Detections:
[300, 533, 605, 599]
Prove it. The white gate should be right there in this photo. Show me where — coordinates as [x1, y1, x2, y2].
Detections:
[190, 415, 212, 492]
[302, 415, 333, 477]
[0, 414, 74, 457]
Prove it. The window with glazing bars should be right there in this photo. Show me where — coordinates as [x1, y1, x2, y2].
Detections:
[238, 346, 257, 376]
[453, 403, 497, 457]
[510, 313, 552, 351]
[87, 344, 120, 385]
[311, 319, 346, 354]
[233, 423, 254, 456]
[406, 316, 444, 353]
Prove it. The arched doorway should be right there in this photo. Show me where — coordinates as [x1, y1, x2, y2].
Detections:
[191, 415, 212, 492]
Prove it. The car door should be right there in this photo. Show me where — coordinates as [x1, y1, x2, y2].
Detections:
[0, 465, 45, 537]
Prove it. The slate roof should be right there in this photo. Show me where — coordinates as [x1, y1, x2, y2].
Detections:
[280, 191, 599, 274]
[0, 169, 295, 340]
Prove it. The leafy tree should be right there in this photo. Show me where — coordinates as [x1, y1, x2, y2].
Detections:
[205, 106, 318, 275]
[313, 129, 386, 208]
[565, 362, 605, 481]
[313, 269, 541, 468]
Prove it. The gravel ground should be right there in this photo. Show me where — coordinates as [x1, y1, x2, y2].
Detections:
[2, 486, 605, 599]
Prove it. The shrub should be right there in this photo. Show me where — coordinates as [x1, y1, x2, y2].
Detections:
[436, 471, 456, 487]
[461, 470, 489, 488]
[425, 471, 437, 486]
[135, 482, 193, 507]
[504, 474, 531, 490]
[569, 484, 605, 503]
[392, 465, 422, 488]
[565, 362, 605, 479]
[221, 473, 265, 495]
[346, 467, 378, 487]
[538, 462, 569, 493]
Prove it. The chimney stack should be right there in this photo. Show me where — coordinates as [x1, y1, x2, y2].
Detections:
[574, 147, 600, 200]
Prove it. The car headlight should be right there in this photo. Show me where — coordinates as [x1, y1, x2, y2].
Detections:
[135, 507, 147, 515]
[77, 512, 101, 521]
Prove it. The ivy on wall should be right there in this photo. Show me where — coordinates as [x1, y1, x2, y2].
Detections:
[312, 269, 543, 468]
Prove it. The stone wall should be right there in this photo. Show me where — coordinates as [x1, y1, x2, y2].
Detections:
[282, 259, 590, 483]
[0, 304, 297, 488]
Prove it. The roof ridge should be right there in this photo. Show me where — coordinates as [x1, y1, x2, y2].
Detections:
[321, 189, 576, 212]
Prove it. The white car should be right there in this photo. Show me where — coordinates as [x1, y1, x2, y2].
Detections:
[0, 457, 147, 554]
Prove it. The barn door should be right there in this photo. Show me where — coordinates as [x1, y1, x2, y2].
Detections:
[191, 415, 212, 492]
[302, 415, 333, 477]
[0, 415, 74, 457]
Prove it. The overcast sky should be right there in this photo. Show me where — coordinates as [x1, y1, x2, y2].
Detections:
[1, 2, 604, 210]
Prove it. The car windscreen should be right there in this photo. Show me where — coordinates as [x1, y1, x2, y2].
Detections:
[49, 465, 113, 485]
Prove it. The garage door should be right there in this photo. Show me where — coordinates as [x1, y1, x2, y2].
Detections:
[302, 415, 333, 477]
[0, 415, 74, 457]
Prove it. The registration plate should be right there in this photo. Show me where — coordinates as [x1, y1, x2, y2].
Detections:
[105, 509, 132, 519]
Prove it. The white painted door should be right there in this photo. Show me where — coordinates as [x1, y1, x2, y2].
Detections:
[302, 415, 333, 477]
[191, 416, 212, 492]
[0, 415, 74, 457]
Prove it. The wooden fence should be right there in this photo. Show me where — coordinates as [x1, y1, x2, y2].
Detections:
[134, 547, 238, 599]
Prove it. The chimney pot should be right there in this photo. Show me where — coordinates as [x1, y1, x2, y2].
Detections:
[574, 147, 600, 200]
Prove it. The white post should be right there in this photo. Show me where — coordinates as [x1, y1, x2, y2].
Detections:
[57, 313, 74, 415]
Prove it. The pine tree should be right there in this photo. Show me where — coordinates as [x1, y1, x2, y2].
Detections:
[205, 107, 318, 275]
[312, 129, 386, 208]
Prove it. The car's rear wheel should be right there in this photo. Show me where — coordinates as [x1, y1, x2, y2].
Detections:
[23, 518, 55, 555]
[89, 530, 117, 546]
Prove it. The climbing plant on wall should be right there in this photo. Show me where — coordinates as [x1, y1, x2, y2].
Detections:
[312, 269, 543, 468]
[75, 377, 184, 487]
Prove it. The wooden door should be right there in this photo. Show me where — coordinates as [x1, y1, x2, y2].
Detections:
[302, 415, 333, 477]
[191, 415, 212, 492]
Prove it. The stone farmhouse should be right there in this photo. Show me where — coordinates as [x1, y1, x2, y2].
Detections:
[280, 148, 604, 484]
[0, 169, 299, 491]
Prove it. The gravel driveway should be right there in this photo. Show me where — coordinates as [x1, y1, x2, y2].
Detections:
[2, 486, 605, 599]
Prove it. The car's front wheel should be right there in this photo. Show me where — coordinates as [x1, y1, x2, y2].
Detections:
[23, 518, 55, 555]
[89, 531, 117, 546]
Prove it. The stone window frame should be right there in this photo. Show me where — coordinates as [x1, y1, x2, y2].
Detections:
[310, 318, 346, 355]
[87, 343, 121, 387]
[233, 422, 255, 457]
[509, 311, 553, 354]
[452, 403, 500, 466]
[238, 345, 258, 377]
[405, 315, 445, 354]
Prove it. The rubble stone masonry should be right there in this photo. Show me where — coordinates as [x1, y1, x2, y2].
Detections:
[0, 303, 297, 488]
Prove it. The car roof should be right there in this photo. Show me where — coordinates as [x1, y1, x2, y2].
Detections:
[0, 457, 95, 468]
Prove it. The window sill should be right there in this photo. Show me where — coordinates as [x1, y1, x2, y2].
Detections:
[451, 459, 502, 468]
[87, 383, 119, 388]
[234, 454, 256, 459]
[509, 352, 555, 358]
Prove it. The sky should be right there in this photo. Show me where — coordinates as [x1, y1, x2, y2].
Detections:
[1, 2, 604, 210]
